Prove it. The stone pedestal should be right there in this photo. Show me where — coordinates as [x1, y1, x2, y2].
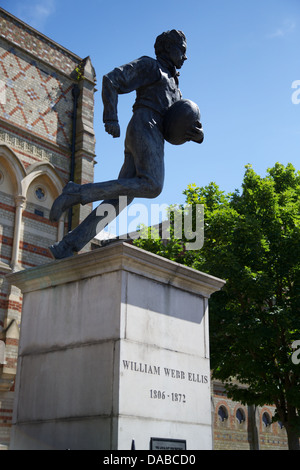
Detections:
[7, 242, 224, 450]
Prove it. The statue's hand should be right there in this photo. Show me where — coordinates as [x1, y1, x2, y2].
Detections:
[185, 120, 204, 144]
[104, 121, 120, 138]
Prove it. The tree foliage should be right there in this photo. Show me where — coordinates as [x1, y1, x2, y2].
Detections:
[134, 162, 300, 449]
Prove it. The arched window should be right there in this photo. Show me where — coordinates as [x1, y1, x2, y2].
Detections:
[236, 408, 245, 424]
[262, 412, 271, 427]
[218, 405, 228, 422]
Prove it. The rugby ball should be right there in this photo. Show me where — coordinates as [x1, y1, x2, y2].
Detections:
[163, 99, 201, 145]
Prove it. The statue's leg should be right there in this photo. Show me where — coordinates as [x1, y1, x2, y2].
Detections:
[49, 196, 134, 259]
[50, 167, 162, 222]
[49, 153, 136, 259]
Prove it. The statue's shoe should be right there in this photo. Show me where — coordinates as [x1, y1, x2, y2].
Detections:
[49, 181, 81, 222]
[49, 238, 76, 260]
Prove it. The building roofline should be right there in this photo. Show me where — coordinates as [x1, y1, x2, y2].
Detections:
[0, 6, 83, 61]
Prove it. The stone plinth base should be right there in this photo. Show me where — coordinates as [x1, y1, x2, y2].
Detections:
[7, 242, 224, 450]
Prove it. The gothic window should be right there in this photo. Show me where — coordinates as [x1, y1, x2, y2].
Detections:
[236, 408, 245, 424]
[218, 405, 228, 422]
[262, 412, 271, 427]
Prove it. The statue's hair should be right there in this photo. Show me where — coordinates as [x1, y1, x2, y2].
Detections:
[154, 30, 186, 56]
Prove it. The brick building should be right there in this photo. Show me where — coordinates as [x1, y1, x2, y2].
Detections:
[212, 381, 288, 450]
[0, 7, 291, 451]
[0, 7, 96, 448]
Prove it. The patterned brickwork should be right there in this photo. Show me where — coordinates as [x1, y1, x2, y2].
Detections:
[0, 39, 74, 149]
[0, 9, 80, 77]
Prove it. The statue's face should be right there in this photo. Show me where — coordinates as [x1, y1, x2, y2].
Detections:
[167, 40, 187, 69]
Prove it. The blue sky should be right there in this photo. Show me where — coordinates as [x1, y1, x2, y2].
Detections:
[2, 0, 300, 233]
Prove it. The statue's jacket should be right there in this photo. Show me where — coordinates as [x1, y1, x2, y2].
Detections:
[102, 56, 182, 123]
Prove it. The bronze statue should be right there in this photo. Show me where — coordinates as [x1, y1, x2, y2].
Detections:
[49, 30, 203, 259]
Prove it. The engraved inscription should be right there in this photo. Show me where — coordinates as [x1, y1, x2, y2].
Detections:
[122, 360, 208, 383]
[122, 359, 209, 406]
[150, 390, 187, 403]
[122, 360, 160, 375]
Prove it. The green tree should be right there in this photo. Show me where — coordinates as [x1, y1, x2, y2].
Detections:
[134, 163, 300, 450]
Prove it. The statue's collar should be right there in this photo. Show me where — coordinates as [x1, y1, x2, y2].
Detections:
[157, 56, 180, 80]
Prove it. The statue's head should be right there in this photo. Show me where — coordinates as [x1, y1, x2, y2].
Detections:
[154, 30, 187, 69]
